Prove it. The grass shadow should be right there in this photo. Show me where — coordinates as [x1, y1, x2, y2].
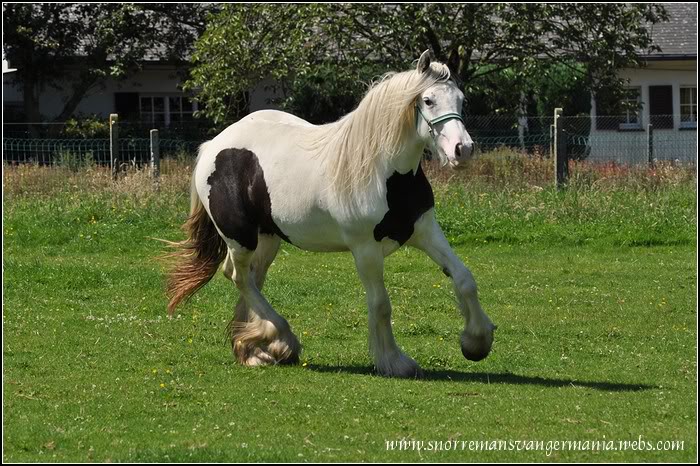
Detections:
[305, 364, 656, 392]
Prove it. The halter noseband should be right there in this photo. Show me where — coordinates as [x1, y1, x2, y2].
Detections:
[415, 105, 465, 139]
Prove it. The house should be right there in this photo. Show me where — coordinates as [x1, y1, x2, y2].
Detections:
[2, 57, 277, 136]
[3, 53, 16, 74]
[588, 3, 697, 163]
[3, 3, 696, 164]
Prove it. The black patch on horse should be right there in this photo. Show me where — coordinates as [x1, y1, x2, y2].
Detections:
[207, 148, 291, 250]
[373, 163, 435, 245]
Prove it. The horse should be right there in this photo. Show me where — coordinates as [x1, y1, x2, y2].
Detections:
[166, 50, 495, 378]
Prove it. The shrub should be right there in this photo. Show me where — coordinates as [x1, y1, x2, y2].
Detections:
[62, 114, 110, 139]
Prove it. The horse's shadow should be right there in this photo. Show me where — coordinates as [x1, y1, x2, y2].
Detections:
[305, 364, 655, 392]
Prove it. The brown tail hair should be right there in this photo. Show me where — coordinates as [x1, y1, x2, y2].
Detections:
[165, 158, 227, 315]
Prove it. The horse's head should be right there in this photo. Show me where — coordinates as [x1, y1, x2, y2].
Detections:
[414, 50, 473, 169]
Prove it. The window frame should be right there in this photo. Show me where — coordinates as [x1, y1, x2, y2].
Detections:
[618, 86, 643, 130]
[139, 94, 198, 126]
[680, 86, 697, 129]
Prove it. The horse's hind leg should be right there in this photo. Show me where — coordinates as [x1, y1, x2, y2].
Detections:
[226, 235, 301, 366]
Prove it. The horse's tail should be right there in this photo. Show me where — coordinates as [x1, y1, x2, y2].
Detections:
[166, 143, 228, 315]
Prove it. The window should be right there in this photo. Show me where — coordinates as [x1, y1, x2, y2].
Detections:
[114, 92, 139, 120]
[649, 85, 673, 129]
[168, 96, 197, 124]
[595, 86, 642, 130]
[619, 87, 642, 130]
[680, 86, 697, 129]
[139, 95, 197, 126]
[140, 96, 165, 125]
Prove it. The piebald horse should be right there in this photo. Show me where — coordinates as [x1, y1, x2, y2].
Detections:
[167, 51, 495, 378]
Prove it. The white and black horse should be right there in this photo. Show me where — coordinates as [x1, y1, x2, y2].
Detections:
[167, 51, 495, 378]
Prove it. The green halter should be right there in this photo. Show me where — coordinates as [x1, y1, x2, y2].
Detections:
[415, 106, 465, 138]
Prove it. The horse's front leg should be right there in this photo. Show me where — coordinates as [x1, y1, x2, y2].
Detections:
[351, 243, 422, 378]
[408, 211, 496, 361]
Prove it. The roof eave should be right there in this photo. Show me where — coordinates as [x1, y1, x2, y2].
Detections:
[641, 54, 697, 61]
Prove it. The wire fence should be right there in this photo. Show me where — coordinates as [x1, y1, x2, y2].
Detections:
[2, 114, 696, 168]
[2, 137, 201, 166]
[561, 115, 696, 165]
[464, 114, 696, 164]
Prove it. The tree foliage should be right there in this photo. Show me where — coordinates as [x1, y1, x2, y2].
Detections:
[187, 3, 668, 124]
[2, 3, 214, 124]
[184, 4, 327, 124]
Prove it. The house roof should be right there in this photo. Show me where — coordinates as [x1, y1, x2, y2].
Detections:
[646, 3, 697, 59]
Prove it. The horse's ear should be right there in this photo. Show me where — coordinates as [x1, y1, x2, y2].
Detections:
[417, 49, 431, 73]
[447, 49, 460, 76]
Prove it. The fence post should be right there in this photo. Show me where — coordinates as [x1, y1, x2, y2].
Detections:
[647, 123, 654, 167]
[553, 108, 568, 187]
[150, 129, 160, 186]
[549, 124, 555, 158]
[109, 113, 119, 179]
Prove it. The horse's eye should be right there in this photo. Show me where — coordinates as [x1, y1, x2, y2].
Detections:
[423, 98, 433, 107]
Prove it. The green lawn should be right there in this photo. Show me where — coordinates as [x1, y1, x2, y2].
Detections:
[3, 172, 697, 462]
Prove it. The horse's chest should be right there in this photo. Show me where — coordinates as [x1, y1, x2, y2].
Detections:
[373, 164, 434, 246]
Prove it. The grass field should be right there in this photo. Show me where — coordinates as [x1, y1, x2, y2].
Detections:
[3, 158, 697, 462]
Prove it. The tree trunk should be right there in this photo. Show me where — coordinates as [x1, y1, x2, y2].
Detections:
[52, 75, 98, 123]
[22, 77, 41, 138]
[47, 73, 99, 137]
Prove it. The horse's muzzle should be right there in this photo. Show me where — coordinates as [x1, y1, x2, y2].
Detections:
[456, 142, 473, 160]
[448, 142, 474, 170]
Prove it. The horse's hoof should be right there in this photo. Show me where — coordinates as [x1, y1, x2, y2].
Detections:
[234, 334, 302, 366]
[267, 338, 302, 365]
[461, 328, 494, 362]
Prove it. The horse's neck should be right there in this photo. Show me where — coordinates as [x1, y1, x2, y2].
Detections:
[389, 138, 427, 175]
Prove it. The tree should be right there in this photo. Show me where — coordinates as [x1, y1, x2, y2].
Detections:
[187, 4, 668, 124]
[2, 3, 214, 128]
[184, 4, 330, 125]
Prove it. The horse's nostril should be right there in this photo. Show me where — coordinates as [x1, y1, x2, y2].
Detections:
[455, 142, 472, 159]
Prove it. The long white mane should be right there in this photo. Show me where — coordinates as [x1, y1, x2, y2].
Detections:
[303, 62, 452, 202]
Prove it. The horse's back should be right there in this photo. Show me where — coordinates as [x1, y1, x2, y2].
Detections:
[245, 109, 315, 128]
